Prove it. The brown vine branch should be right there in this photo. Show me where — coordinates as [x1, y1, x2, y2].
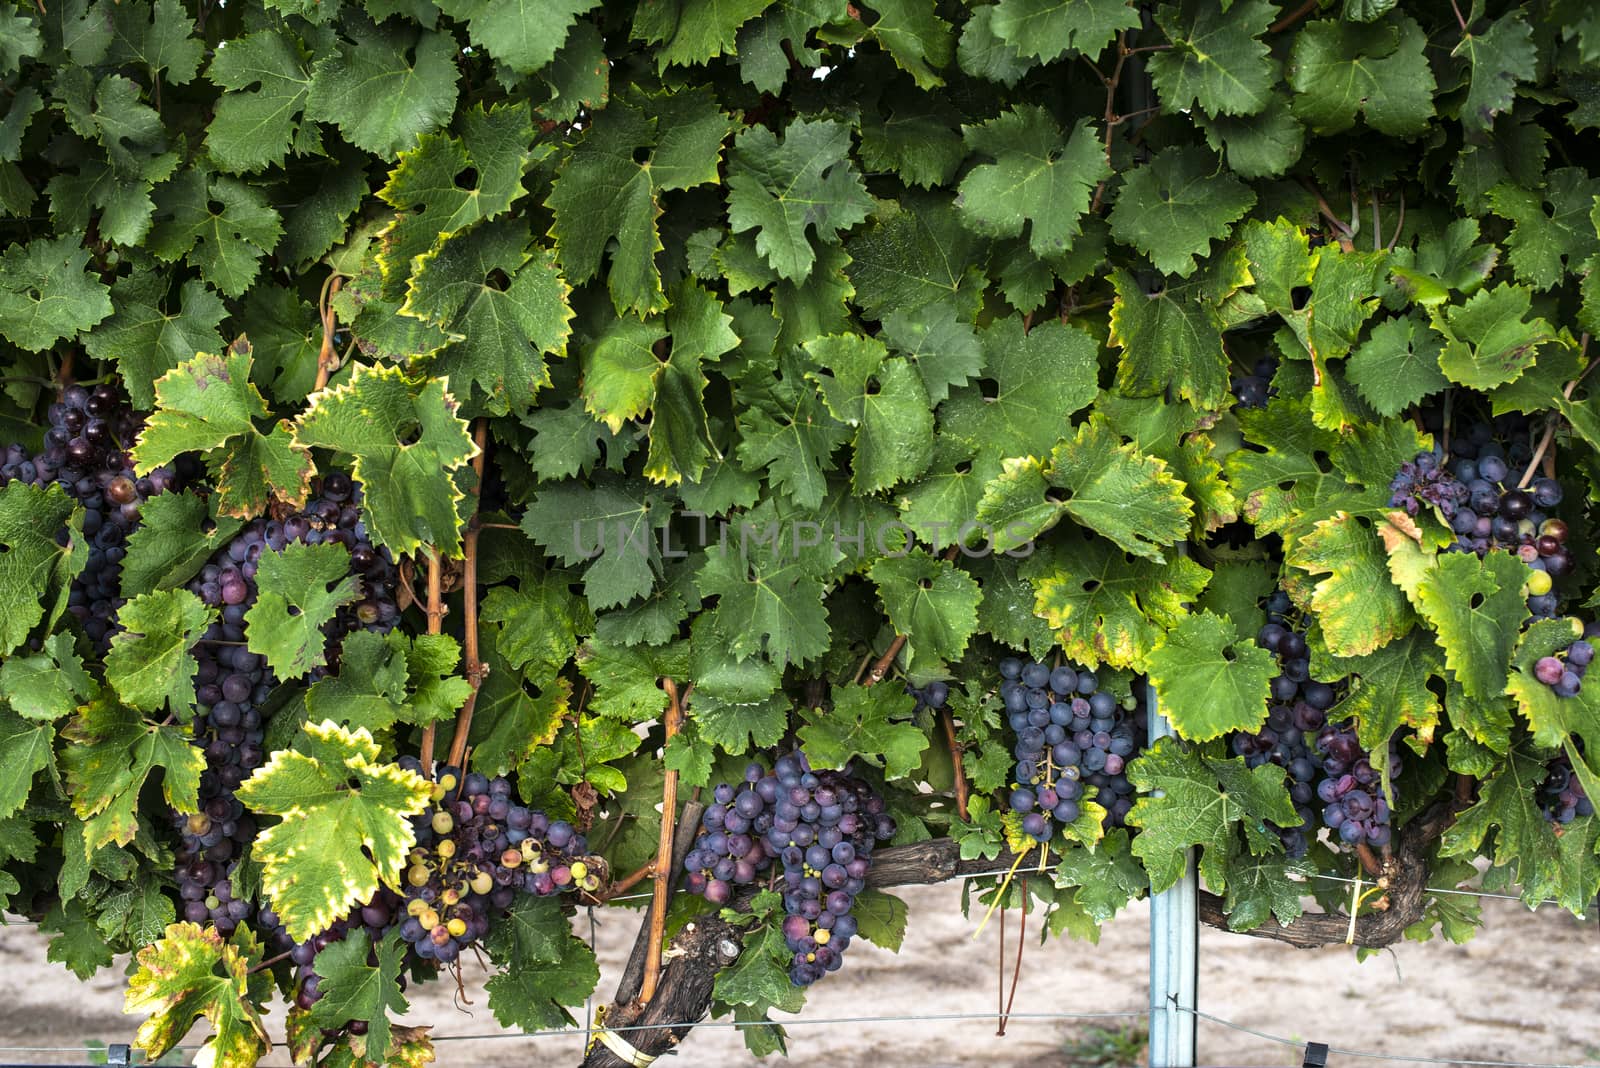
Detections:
[1299, 177, 1356, 249]
[641, 679, 685, 1005]
[1269, 0, 1320, 33]
[312, 274, 344, 394]
[1518, 333, 1593, 489]
[418, 548, 445, 773]
[444, 420, 491, 771]
[603, 860, 657, 901]
[940, 709, 971, 822]
[863, 635, 906, 686]
[997, 876, 1027, 1035]
[1089, 32, 1131, 214]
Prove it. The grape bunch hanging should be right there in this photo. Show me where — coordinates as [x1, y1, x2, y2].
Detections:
[685, 751, 895, 986]
[1001, 657, 1144, 843]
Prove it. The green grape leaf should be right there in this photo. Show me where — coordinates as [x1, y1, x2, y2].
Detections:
[697, 536, 831, 668]
[307, 930, 410, 1061]
[147, 169, 283, 298]
[107, 0, 202, 85]
[121, 491, 244, 599]
[62, 697, 205, 852]
[433, 0, 600, 74]
[133, 344, 314, 516]
[1045, 416, 1192, 560]
[292, 364, 478, 558]
[522, 476, 661, 610]
[632, 0, 773, 69]
[861, 0, 952, 89]
[989, 0, 1137, 63]
[1430, 283, 1556, 390]
[1325, 629, 1444, 760]
[1145, 611, 1275, 741]
[0, 706, 55, 818]
[83, 274, 227, 408]
[798, 686, 928, 780]
[941, 317, 1099, 463]
[42, 897, 114, 979]
[245, 543, 363, 679]
[727, 118, 872, 283]
[1027, 529, 1212, 670]
[379, 101, 535, 296]
[484, 896, 599, 1030]
[305, 15, 459, 159]
[803, 334, 932, 493]
[1441, 748, 1589, 910]
[1413, 550, 1527, 702]
[1197, 93, 1306, 179]
[867, 550, 982, 668]
[125, 923, 273, 1068]
[0, 234, 113, 350]
[1107, 269, 1229, 410]
[1219, 848, 1308, 932]
[105, 589, 214, 716]
[1453, 11, 1536, 133]
[404, 227, 573, 419]
[1485, 168, 1600, 290]
[1148, 0, 1278, 117]
[1287, 14, 1435, 135]
[858, 100, 964, 190]
[956, 108, 1108, 256]
[305, 630, 472, 734]
[845, 192, 986, 318]
[1347, 312, 1448, 418]
[956, 4, 1034, 86]
[879, 301, 983, 404]
[479, 572, 590, 685]
[0, 632, 95, 721]
[235, 720, 432, 941]
[1287, 511, 1415, 657]
[205, 28, 313, 173]
[1126, 737, 1300, 893]
[0, 480, 83, 656]
[1108, 147, 1255, 278]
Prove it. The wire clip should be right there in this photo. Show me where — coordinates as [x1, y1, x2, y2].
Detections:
[1303, 1040, 1330, 1067]
[106, 1045, 132, 1067]
[593, 1026, 659, 1067]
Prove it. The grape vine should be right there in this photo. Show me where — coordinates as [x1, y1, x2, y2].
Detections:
[0, 1, 1598, 1066]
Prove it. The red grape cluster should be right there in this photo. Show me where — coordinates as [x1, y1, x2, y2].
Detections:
[392, 765, 597, 965]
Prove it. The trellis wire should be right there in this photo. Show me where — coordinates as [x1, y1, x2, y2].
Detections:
[2, 1005, 1596, 1068]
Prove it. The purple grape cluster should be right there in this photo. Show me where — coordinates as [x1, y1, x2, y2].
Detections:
[1314, 721, 1399, 849]
[684, 752, 895, 986]
[392, 765, 595, 966]
[175, 473, 400, 937]
[1537, 754, 1594, 824]
[904, 679, 950, 713]
[1228, 592, 1331, 858]
[1, 383, 185, 649]
[1001, 657, 1143, 842]
[1533, 626, 1597, 699]
[1231, 356, 1276, 410]
[1395, 416, 1568, 619]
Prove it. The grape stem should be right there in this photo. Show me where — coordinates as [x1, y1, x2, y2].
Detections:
[1269, 0, 1320, 33]
[1517, 332, 1593, 489]
[603, 858, 657, 899]
[418, 547, 445, 773]
[940, 709, 971, 822]
[246, 948, 295, 975]
[640, 678, 685, 1004]
[445, 420, 490, 771]
[312, 274, 344, 393]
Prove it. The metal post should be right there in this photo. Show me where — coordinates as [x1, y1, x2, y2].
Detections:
[1147, 678, 1197, 1068]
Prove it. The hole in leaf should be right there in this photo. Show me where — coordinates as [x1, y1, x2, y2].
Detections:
[395, 420, 422, 446]
[1469, 592, 1485, 610]
[1045, 486, 1071, 503]
[632, 146, 651, 165]
[1312, 451, 1334, 473]
[977, 378, 1001, 400]
[1081, 579, 1101, 593]
[1290, 285, 1312, 310]
[485, 268, 512, 291]
[954, 460, 973, 475]
[207, 199, 226, 216]
[453, 166, 479, 189]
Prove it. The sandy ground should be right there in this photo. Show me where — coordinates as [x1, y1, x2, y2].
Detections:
[2, 885, 1598, 1068]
